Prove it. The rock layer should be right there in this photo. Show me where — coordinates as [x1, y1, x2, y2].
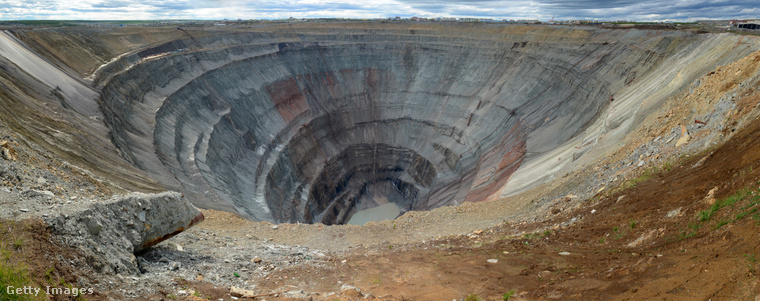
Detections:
[96, 24, 760, 224]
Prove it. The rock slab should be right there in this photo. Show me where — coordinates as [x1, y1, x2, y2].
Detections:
[47, 191, 204, 274]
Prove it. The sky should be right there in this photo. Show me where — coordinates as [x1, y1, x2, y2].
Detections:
[0, 0, 757, 22]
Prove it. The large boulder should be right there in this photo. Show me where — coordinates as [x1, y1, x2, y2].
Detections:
[47, 191, 204, 274]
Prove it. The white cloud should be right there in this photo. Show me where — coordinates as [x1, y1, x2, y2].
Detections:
[0, 0, 755, 21]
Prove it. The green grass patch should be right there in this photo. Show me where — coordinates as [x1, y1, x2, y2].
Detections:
[12, 238, 24, 250]
[611, 225, 626, 240]
[675, 222, 701, 241]
[0, 246, 44, 301]
[676, 231, 693, 241]
[721, 189, 749, 207]
[697, 209, 714, 222]
[620, 173, 652, 190]
[712, 219, 730, 230]
[612, 159, 678, 195]
[689, 221, 702, 231]
[44, 268, 55, 284]
[740, 196, 760, 210]
[698, 188, 752, 222]
[674, 185, 760, 241]
[502, 289, 516, 301]
[523, 230, 551, 240]
[735, 210, 752, 220]
[465, 293, 481, 301]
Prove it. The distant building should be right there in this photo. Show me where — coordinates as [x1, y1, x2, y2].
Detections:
[731, 20, 760, 30]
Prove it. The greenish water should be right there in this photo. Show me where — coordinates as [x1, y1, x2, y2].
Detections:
[347, 202, 401, 225]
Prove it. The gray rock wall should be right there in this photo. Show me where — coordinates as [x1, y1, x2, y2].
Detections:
[98, 25, 756, 224]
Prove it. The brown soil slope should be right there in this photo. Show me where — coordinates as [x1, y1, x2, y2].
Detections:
[248, 104, 760, 300]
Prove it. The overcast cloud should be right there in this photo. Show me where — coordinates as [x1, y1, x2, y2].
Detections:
[0, 0, 756, 21]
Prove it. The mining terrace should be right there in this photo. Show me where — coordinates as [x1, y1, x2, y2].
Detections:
[0, 22, 759, 300]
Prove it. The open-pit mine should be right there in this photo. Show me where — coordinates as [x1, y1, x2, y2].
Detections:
[1, 22, 760, 300]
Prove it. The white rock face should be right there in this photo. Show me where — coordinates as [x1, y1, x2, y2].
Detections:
[0, 31, 99, 116]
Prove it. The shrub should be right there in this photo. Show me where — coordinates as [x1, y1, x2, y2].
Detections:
[503, 289, 516, 300]
[465, 293, 481, 301]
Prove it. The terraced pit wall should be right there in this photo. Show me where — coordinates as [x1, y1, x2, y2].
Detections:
[4, 23, 759, 224]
